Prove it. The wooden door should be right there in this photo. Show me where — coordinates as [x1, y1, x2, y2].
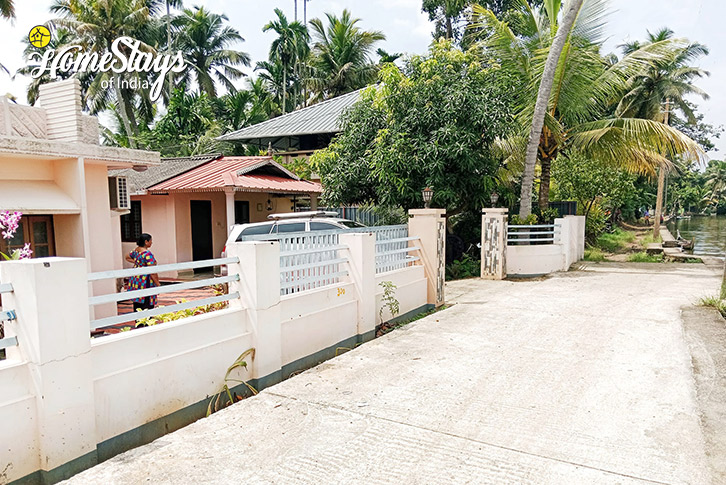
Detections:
[0, 215, 55, 258]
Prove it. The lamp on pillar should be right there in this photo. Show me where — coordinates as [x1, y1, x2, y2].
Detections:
[422, 187, 434, 209]
[490, 192, 499, 207]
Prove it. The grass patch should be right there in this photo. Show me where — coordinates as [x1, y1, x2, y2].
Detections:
[627, 252, 664, 263]
[584, 248, 606, 262]
[640, 233, 662, 248]
[699, 296, 726, 318]
[595, 228, 635, 252]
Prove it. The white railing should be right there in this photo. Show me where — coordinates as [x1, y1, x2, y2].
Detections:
[278, 232, 347, 296]
[87, 257, 240, 330]
[0, 282, 18, 355]
[371, 225, 420, 273]
[240, 224, 420, 292]
[507, 224, 561, 245]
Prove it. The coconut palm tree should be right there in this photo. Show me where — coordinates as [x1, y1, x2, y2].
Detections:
[0, 0, 14, 19]
[616, 28, 709, 236]
[706, 160, 726, 200]
[173, 6, 250, 98]
[473, 0, 703, 217]
[262, 9, 309, 114]
[308, 9, 385, 100]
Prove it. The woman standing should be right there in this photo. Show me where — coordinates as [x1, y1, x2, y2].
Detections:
[125, 233, 160, 311]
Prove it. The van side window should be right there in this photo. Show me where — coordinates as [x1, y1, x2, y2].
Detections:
[236, 224, 273, 240]
[275, 222, 306, 233]
[310, 222, 340, 231]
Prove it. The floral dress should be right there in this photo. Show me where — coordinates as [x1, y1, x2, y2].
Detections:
[128, 250, 158, 306]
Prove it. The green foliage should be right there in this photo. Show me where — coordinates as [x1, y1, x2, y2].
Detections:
[446, 254, 481, 280]
[510, 214, 538, 225]
[584, 205, 607, 245]
[133, 287, 229, 327]
[538, 207, 560, 224]
[551, 152, 637, 217]
[595, 228, 634, 253]
[207, 348, 258, 416]
[379, 281, 400, 323]
[308, 9, 385, 100]
[584, 248, 606, 262]
[627, 252, 664, 263]
[312, 40, 515, 213]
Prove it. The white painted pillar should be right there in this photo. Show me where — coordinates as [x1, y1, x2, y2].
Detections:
[555, 217, 572, 269]
[226, 242, 281, 383]
[0, 257, 98, 477]
[225, 188, 235, 236]
[339, 232, 376, 338]
[408, 209, 446, 307]
[481, 208, 508, 280]
[566, 215, 586, 261]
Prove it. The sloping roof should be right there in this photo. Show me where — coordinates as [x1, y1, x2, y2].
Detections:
[148, 156, 322, 194]
[217, 89, 363, 142]
[110, 153, 222, 192]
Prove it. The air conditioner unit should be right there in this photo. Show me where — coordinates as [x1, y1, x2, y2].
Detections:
[109, 176, 130, 210]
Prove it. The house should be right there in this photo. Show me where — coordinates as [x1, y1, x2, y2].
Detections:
[217, 88, 363, 169]
[112, 154, 322, 277]
[0, 79, 159, 317]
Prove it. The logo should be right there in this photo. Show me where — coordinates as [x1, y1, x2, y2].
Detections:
[28, 36, 186, 102]
[29, 25, 51, 49]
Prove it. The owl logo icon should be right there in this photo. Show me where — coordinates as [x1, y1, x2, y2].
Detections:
[29, 25, 51, 49]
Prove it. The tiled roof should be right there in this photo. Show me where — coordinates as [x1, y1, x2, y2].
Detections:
[110, 153, 222, 192]
[148, 156, 322, 194]
[217, 88, 363, 142]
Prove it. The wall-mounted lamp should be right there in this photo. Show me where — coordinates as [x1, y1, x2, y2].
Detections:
[266, 198, 273, 211]
[490, 192, 499, 207]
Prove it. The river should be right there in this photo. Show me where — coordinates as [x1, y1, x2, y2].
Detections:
[667, 215, 726, 259]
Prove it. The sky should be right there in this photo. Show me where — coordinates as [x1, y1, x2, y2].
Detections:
[0, 0, 724, 157]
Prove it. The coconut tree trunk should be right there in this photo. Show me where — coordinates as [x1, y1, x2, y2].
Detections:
[653, 99, 671, 238]
[519, 0, 584, 218]
[538, 156, 552, 212]
[282, 67, 288, 114]
[114, 75, 136, 149]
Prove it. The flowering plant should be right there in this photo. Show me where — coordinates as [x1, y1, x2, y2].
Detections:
[0, 211, 32, 260]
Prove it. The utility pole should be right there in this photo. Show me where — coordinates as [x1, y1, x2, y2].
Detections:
[294, 0, 298, 21]
[304, 0, 309, 24]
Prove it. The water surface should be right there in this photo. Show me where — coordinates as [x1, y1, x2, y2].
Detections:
[667, 215, 726, 259]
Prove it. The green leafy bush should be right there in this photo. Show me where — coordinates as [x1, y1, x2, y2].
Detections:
[585, 205, 607, 244]
[446, 254, 481, 280]
[510, 214, 538, 225]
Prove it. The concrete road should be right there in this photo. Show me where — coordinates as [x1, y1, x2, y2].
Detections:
[66, 262, 722, 484]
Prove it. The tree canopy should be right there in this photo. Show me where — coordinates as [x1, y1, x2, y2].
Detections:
[311, 40, 515, 214]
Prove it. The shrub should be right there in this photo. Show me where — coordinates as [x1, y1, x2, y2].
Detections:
[510, 214, 538, 225]
[446, 254, 481, 280]
[640, 233, 662, 248]
[585, 206, 607, 245]
[627, 252, 663, 263]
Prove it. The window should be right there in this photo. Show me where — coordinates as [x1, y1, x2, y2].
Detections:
[275, 222, 306, 233]
[340, 220, 366, 228]
[237, 224, 273, 240]
[121, 201, 142, 242]
[310, 222, 340, 231]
